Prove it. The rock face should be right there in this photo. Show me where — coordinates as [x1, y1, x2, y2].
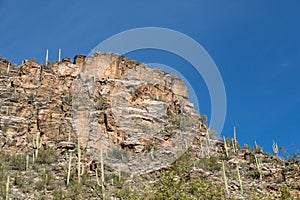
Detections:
[1, 54, 300, 199]
[0, 58, 75, 152]
[0, 53, 207, 173]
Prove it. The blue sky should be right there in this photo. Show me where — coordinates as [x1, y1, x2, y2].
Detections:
[0, 0, 300, 155]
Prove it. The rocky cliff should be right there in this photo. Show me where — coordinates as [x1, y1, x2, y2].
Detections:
[0, 53, 207, 174]
[0, 54, 299, 199]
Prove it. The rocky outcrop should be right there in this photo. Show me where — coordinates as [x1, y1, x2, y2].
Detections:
[0, 53, 207, 173]
[0, 58, 74, 152]
[1, 55, 300, 199]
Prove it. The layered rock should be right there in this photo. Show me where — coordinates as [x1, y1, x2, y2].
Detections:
[0, 53, 207, 173]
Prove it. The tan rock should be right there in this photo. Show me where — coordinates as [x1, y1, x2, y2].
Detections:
[0, 53, 206, 173]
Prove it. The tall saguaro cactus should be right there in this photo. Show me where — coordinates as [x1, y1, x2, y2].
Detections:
[272, 141, 279, 157]
[58, 49, 61, 62]
[5, 175, 9, 200]
[33, 132, 42, 159]
[232, 126, 238, 153]
[67, 152, 72, 186]
[222, 161, 229, 196]
[254, 154, 262, 180]
[236, 164, 243, 193]
[26, 155, 29, 171]
[223, 137, 229, 157]
[7, 63, 10, 74]
[45, 49, 49, 65]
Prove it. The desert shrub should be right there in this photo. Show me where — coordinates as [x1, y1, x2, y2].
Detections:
[280, 145, 300, 163]
[10, 154, 27, 170]
[35, 168, 55, 191]
[52, 189, 67, 200]
[117, 188, 141, 200]
[148, 168, 223, 199]
[279, 184, 291, 199]
[171, 116, 181, 127]
[198, 157, 221, 171]
[13, 171, 26, 188]
[35, 147, 57, 164]
[144, 151, 224, 199]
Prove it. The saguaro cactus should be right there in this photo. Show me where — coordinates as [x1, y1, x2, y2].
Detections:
[223, 137, 229, 157]
[5, 175, 9, 200]
[32, 153, 35, 164]
[7, 63, 10, 74]
[222, 161, 229, 196]
[233, 126, 238, 153]
[236, 164, 243, 193]
[254, 154, 262, 180]
[33, 132, 42, 158]
[272, 141, 279, 157]
[58, 49, 61, 62]
[67, 152, 72, 186]
[26, 154, 29, 171]
[45, 49, 49, 65]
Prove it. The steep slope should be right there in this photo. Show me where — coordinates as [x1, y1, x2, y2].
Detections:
[0, 54, 299, 199]
[0, 53, 206, 174]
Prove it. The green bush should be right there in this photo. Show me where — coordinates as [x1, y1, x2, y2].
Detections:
[198, 157, 221, 171]
[35, 168, 55, 191]
[52, 189, 67, 200]
[117, 188, 141, 200]
[35, 148, 57, 164]
[279, 184, 291, 199]
[148, 168, 223, 199]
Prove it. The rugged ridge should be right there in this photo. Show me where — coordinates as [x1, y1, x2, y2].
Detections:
[1, 54, 300, 199]
[0, 53, 207, 173]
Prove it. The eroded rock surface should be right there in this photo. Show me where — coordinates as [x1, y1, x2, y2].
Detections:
[0, 53, 207, 173]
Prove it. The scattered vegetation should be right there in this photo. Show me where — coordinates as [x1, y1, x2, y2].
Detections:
[280, 144, 300, 163]
[1, 127, 300, 199]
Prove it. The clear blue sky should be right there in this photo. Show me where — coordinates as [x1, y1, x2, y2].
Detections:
[1, 0, 300, 154]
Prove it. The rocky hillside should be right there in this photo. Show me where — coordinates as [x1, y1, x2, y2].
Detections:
[0, 54, 299, 199]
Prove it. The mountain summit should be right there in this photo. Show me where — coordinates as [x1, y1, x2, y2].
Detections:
[0, 54, 299, 199]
